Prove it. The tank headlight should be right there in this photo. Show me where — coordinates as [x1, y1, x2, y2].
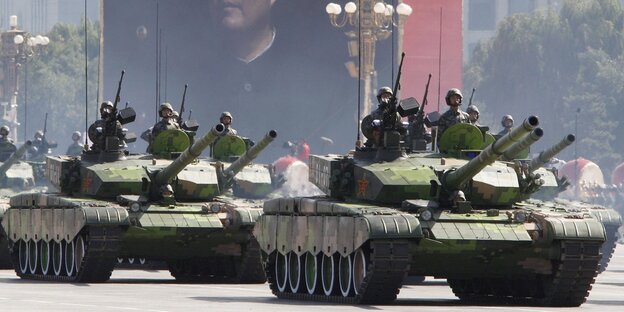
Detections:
[210, 203, 222, 213]
[129, 202, 141, 213]
[514, 211, 527, 223]
[420, 209, 433, 221]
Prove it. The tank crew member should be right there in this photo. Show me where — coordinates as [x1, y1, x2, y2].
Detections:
[437, 88, 470, 142]
[88, 101, 125, 151]
[28, 130, 56, 161]
[361, 87, 402, 146]
[497, 115, 514, 137]
[466, 104, 481, 126]
[152, 102, 180, 139]
[66, 131, 84, 156]
[220, 111, 237, 135]
[0, 125, 16, 161]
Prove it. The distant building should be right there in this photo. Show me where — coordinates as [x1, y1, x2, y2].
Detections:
[0, 0, 98, 33]
[463, 0, 562, 63]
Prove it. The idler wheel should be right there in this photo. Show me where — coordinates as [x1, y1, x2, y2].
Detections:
[18, 240, 29, 274]
[321, 254, 337, 296]
[304, 252, 319, 294]
[352, 248, 368, 295]
[275, 252, 289, 292]
[339, 254, 353, 297]
[52, 241, 64, 276]
[40, 241, 51, 275]
[288, 252, 302, 293]
[28, 240, 38, 274]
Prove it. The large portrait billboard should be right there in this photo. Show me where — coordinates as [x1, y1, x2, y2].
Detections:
[101, 0, 461, 161]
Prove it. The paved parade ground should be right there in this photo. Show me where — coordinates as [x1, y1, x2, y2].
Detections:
[0, 245, 622, 312]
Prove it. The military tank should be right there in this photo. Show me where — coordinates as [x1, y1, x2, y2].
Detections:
[527, 136, 622, 273]
[0, 141, 36, 268]
[254, 115, 605, 306]
[1, 119, 278, 283]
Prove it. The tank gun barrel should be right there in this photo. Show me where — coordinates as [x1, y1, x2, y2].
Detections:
[529, 134, 575, 172]
[500, 128, 544, 161]
[0, 141, 32, 179]
[222, 130, 277, 180]
[155, 124, 224, 185]
[444, 116, 539, 190]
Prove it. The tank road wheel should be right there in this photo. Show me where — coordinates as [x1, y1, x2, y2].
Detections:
[352, 248, 368, 295]
[40, 241, 51, 275]
[339, 254, 353, 297]
[599, 225, 619, 273]
[128, 258, 135, 264]
[139, 258, 146, 265]
[28, 240, 39, 274]
[304, 252, 320, 294]
[52, 241, 64, 276]
[117, 258, 124, 264]
[321, 253, 338, 296]
[74, 235, 86, 274]
[288, 252, 302, 293]
[18, 240, 29, 274]
[65, 240, 76, 277]
[275, 252, 289, 292]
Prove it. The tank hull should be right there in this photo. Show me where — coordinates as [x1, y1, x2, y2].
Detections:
[255, 197, 605, 306]
[1, 192, 265, 283]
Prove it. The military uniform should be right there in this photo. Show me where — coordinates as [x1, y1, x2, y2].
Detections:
[0, 136, 16, 162]
[88, 119, 125, 151]
[66, 142, 84, 156]
[151, 119, 180, 139]
[437, 109, 470, 139]
[223, 126, 238, 136]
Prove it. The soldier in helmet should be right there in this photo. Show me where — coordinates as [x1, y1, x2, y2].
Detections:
[361, 87, 401, 146]
[497, 115, 514, 137]
[66, 131, 84, 156]
[436, 88, 470, 142]
[220, 111, 237, 135]
[466, 105, 481, 126]
[0, 125, 16, 161]
[88, 101, 125, 151]
[151, 102, 181, 139]
[28, 130, 55, 161]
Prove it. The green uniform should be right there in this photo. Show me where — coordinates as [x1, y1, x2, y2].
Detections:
[66, 142, 84, 156]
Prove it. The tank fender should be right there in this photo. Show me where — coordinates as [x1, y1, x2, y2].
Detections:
[588, 209, 622, 227]
[226, 207, 263, 230]
[541, 217, 605, 241]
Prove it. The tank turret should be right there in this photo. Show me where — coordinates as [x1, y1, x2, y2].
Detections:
[221, 130, 277, 184]
[529, 134, 575, 172]
[0, 141, 32, 180]
[154, 124, 224, 185]
[443, 116, 539, 190]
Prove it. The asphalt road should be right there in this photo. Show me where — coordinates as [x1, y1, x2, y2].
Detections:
[0, 245, 622, 312]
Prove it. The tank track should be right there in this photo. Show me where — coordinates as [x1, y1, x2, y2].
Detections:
[168, 238, 266, 283]
[598, 225, 619, 273]
[11, 226, 122, 282]
[448, 240, 601, 307]
[265, 239, 410, 304]
[0, 235, 12, 269]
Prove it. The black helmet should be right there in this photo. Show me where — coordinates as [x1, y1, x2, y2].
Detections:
[445, 88, 463, 105]
[376, 86, 393, 102]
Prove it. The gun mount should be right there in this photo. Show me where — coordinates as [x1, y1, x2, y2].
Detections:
[443, 115, 539, 190]
[221, 130, 277, 185]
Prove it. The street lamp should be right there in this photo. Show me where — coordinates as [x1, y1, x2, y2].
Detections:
[326, 1, 412, 125]
[0, 15, 50, 142]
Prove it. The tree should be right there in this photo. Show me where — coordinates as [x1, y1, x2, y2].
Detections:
[19, 19, 99, 153]
[465, 0, 624, 176]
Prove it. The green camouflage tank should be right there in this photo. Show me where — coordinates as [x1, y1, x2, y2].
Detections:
[254, 115, 605, 306]
[0, 141, 37, 268]
[1, 120, 277, 283]
[528, 135, 621, 273]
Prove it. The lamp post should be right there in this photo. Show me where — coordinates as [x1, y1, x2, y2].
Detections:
[0, 15, 50, 142]
[325, 1, 412, 124]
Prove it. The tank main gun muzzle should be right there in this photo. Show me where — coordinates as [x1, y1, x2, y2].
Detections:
[155, 124, 225, 185]
[222, 130, 277, 182]
[529, 134, 575, 172]
[444, 116, 539, 190]
[0, 140, 32, 179]
[500, 128, 544, 161]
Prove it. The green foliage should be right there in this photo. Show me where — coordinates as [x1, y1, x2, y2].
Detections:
[19, 19, 99, 152]
[465, 0, 624, 177]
